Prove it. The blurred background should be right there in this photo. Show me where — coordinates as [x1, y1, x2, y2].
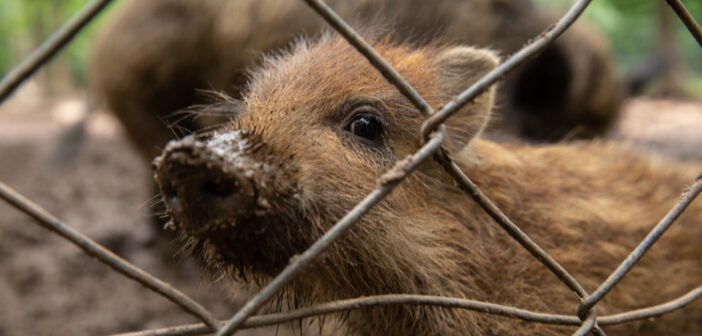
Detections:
[0, 1, 700, 336]
[0, 0, 113, 94]
[1, 0, 700, 97]
[537, 0, 702, 97]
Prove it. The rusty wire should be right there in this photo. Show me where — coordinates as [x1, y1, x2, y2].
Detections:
[665, 0, 702, 47]
[0, 0, 114, 104]
[577, 176, 702, 318]
[420, 0, 592, 140]
[300, 0, 434, 118]
[573, 310, 598, 336]
[0, 0, 701, 335]
[112, 284, 702, 336]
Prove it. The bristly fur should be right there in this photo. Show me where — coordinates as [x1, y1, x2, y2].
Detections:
[154, 33, 702, 335]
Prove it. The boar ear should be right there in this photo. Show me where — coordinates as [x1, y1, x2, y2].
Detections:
[433, 46, 499, 152]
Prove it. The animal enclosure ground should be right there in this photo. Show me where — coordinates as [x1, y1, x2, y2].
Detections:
[0, 84, 700, 335]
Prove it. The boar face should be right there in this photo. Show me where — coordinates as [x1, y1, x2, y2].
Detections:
[154, 35, 498, 280]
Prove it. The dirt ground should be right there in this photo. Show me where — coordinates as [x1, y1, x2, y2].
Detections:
[0, 82, 700, 336]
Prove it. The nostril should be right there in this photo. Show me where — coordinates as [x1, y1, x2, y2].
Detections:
[159, 180, 178, 204]
[202, 180, 238, 199]
[168, 194, 178, 207]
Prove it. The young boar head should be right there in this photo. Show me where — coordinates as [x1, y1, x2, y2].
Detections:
[153, 35, 498, 305]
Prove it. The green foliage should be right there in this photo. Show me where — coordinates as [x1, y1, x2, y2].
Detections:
[536, 0, 702, 82]
[0, 0, 116, 87]
[1, 0, 700, 91]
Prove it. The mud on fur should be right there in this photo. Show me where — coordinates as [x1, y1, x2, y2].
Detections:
[152, 33, 702, 335]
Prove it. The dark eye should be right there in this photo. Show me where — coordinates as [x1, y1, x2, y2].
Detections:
[346, 114, 383, 141]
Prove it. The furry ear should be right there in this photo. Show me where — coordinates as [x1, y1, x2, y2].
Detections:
[433, 46, 499, 152]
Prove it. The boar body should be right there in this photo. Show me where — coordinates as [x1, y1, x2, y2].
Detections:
[154, 36, 701, 335]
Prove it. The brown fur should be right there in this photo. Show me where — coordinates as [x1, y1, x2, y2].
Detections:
[153, 35, 701, 335]
[91, 0, 623, 161]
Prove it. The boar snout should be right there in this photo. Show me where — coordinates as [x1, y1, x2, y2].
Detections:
[153, 132, 256, 236]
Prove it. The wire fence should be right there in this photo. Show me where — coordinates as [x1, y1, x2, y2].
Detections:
[1, 0, 701, 335]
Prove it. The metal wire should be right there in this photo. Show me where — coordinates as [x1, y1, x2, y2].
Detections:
[0, 0, 114, 104]
[598, 285, 702, 325]
[110, 284, 702, 336]
[577, 176, 702, 318]
[572, 309, 598, 336]
[666, 0, 702, 47]
[301, 0, 434, 118]
[420, 0, 593, 141]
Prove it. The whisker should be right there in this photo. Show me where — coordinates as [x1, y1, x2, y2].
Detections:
[139, 193, 164, 211]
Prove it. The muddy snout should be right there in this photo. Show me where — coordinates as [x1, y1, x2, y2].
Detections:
[153, 132, 256, 236]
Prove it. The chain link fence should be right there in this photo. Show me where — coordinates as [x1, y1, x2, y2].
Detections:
[1, 0, 701, 335]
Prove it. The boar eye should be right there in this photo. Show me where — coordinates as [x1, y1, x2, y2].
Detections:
[346, 114, 383, 141]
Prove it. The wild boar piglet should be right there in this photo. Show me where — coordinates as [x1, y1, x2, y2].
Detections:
[154, 35, 702, 335]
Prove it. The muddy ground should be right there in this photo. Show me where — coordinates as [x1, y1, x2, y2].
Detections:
[0, 83, 700, 335]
